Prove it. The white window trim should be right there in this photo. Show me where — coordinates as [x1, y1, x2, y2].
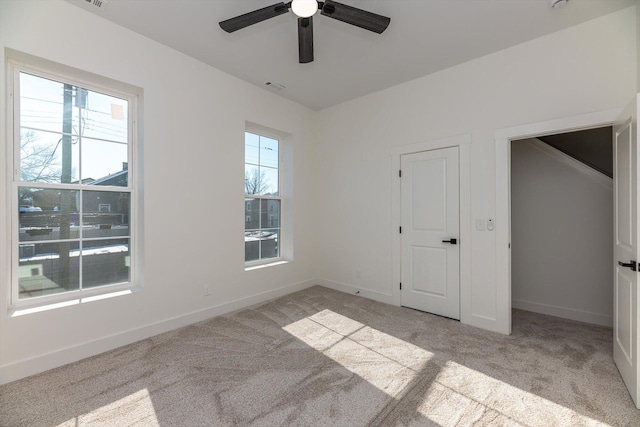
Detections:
[6, 50, 143, 311]
[244, 123, 291, 268]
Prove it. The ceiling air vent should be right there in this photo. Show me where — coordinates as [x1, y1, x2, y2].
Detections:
[85, 0, 108, 10]
[265, 82, 286, 91]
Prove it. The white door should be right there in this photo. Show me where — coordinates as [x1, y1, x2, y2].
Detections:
[401, 147, 460, 319]
[614, 95, 640, 408]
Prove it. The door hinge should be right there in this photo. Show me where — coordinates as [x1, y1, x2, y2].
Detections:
[399, 170, 402, 178]
[399, 226, 402, 234]
[400, 282, 402, 290]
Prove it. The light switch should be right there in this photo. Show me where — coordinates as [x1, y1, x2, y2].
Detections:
[475, 219, 485, 230]
[487, 218, 495, 231]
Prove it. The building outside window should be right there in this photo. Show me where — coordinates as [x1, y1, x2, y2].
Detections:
[244, 131, 281, 263]
[9, 57, 139, 308]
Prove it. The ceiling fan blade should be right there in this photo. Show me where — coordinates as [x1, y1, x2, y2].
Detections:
[220, 3, 289, 33]
[298, 17, 314, 64]
[321, 0, 390, 34]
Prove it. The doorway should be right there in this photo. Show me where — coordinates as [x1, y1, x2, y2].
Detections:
[497, 102, 640, 406]
[494, 108, 622, 335]
[510, 128, 613, 327]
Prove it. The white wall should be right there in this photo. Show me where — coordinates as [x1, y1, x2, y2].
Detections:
[511, 139, 613, 326]
[314, 7, 637, 332]
[0, 0, 317, 383]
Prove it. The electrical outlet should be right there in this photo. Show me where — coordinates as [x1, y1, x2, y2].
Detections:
[204, 285, 211, 296]
[356, 270, 361, 279]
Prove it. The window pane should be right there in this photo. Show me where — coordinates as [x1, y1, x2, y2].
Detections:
[260, 166, 279, 196]
[83, 191, 130, 238]
[81, 138, 128, 186]
[79, 90, 128, 143]
[82, 238, 130, 288]
[245, 198, 259, 230]
[260, 136, 279, 168]
[18, 241, 80, 299]
[245, 132, 260, 166]
[245, 164, 262, 195]
[19, 187, 79, 242]
[261, 199, 280, 229]
[20, 73, 65, 107]
[20, 73, 80, 135]
[20, 128, 79, 184]
[245, 228, 279, 262]
[260, 229, 279, 259]
[245, 236, 260, 262]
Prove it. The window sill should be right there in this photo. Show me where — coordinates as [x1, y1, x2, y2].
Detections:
[245, 260, 289, 271]
[9, 287, 136, 317]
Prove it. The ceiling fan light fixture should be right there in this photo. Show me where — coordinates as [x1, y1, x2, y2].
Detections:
[291, 0, 318, 18]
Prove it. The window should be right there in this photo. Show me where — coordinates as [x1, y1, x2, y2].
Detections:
[244, 130, 281, 264]
[9, 56, 139, 308]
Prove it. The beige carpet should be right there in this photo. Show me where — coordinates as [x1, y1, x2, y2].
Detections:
[1, 285, 638, 426]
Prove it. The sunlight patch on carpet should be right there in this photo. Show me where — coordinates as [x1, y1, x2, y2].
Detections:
[422, 361, 606, 426]
[283, 309, 434, 398]
[57, 388, 159, 427]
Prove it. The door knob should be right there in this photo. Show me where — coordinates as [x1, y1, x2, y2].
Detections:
[618, 260, 637, 271]
[442, 238, 457, 245]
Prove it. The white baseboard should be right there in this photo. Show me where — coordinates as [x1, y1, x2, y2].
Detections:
[316, 278, 394, 305]
[0, 280, 316, 385]
[512, 298, 612, 327]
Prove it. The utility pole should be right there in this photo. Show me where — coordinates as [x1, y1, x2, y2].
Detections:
[59, 84, 73, 289]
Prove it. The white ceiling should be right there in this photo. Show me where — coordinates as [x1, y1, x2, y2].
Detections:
[64, 0, 636, 110]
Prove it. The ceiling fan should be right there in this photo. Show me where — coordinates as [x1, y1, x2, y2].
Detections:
[219, 0, 391, 64]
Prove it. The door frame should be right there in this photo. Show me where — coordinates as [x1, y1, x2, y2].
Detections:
[495, 108, 623, 334]
[391, 134, 471, 322]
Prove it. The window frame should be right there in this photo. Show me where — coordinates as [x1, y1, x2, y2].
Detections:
[7, 52, 142, 310]
[244, 125, 285, 267]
